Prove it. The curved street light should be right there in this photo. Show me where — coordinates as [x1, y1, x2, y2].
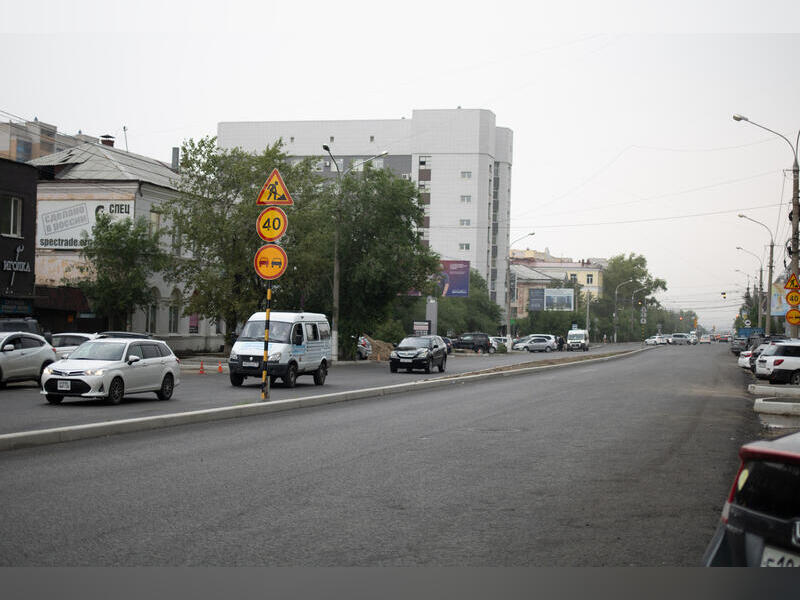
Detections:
[734, 113, 798, 335]
[738, 213, 775, 335]
[629, 286, 647, 339]
[506, 232, 535, 342]
[736, 246, 765, 329]
[613, 279, 634, 343]
[323, 145, 389, 361]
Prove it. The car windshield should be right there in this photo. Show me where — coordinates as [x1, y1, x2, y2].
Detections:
[567, 332, 584, 340]
[398, 337, 430, 348]
[67, 341, 126, 361]
[238, 320, 291, 343]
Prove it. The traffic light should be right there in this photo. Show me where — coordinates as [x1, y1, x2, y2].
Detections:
[679, 316, 683, 321]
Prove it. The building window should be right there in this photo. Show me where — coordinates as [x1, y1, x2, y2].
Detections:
[419, 155, 430, 166]
[171, 225, 181, 256]
[370, 135, 375, 142]
[290, 136, 295, 143]
[0, 196, 22, 237]
[570, 274, 577, 283]
[459, 243, 470, 251]
[329, 136, 334, 143]
[460, 171, 472, 179]
[215, 317, 222, 335]
[459, 219, 471, 226]
[15, 140, 32, 162]
[169, 289, 181, 334]
[149, 210, 161, 236]
[460, 195, 472, 204]
[145, 289, 159, 334]
[587, 274, 594, 284]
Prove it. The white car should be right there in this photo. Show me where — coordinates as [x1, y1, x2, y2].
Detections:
[51, 332, 99, 359]
[0, 332, 58, 387]
[737, 350, 753, 369]
[41, 337, 180, 405]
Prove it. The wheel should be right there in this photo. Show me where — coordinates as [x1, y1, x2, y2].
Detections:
[474, 346, 483, 354]
[39, 362, 52, 387]
[313, 361, 327, 386]
[424, 359, 431, 374]
[229, 372, 244, 387]
[107, 377, 124, 405]
[156, 373, 174, 400]
[46, 394, 63, 405]
[283, 363, 297, 388]
[438, 357, 446, 373]
[584, 346, 589, 352]
[488, 345, 496, 354]
[545, 346, 552, 353]
[390, 364, 397, 373]
[791, 371, 800, 386]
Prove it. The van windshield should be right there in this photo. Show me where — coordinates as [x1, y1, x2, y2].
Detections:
[567, 332, 585, 340]
[239, 320, 291, 343]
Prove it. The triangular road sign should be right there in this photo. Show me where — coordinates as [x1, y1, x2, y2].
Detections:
[256, 168, 294, 206]
[786, 273, 800, 290]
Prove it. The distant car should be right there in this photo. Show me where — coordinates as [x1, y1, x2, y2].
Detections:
[41, 337, 180, 405]
[730, 337, 748, 355]
[0, 332, 58, 387]
[645, 335, 661, 345]
[671, 333, 690, 345]
[525, 336, 556, 353]
[491, 336, 510, 350]
[441, 337, 453, 354]
[749, 343, 771, 372]
[356, 335, 372, 360]
[737, 349, 753, 369]
[51, 332, 99, 359]
[453, 332, 493, 353]
[512, 335, 535, 351]
[389, 335, 447, 373]
[699, 334, 711, 344]
[0, 317, 51, 342]
[703, 430, 800, 566]
[688, 334, 698, 345]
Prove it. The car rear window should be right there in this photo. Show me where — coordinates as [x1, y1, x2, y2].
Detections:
[140, 344, 161, 359]
[734, 460, 800, 519]
[774, 345, 800, 357]
[157, 344, 173, 357]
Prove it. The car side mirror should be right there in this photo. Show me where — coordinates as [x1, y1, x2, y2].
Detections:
[128, 355, 141, 365]
[2, 344, 13, 352]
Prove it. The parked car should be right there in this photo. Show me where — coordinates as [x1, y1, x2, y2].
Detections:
[756, 340, 800, 384]
[566, 329, 590, 351]
[671, 333, 690, 345]
[491, 336, 510, 351]
[512, 335, 535, 351]
[645, 336, 658, 345]
[730, 336, 748, 355]
[737, 350, 753, 369]
[699, 334, 711, 344]
[749, 343, 771, 372]
[389, 335, 447, 373]
[703, 430, 800, 566]
[41, 337, 180, 405]
[97, 331, 153, 339]
[0, 332, 58, 387]
[0, 317, 52, 342]
[51, 332, 99, 359]
[356, 335, 372, 360]
[453, 332, 493, 353]
[525, 336, 557, 353]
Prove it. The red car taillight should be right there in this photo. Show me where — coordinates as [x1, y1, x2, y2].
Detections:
[721, 461, 746, 524]
[774, 359, 784, 366]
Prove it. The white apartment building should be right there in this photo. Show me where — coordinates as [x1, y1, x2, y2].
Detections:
[217, 108, 513, 307]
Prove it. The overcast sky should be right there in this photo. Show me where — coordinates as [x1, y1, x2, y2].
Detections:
[3, 0, 800, 329]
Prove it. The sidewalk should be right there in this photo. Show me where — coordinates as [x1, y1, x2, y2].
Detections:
[747, 383, 800, 433]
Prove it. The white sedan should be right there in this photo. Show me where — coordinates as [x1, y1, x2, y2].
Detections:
[41, 337, 180, 405]
[737, 349, 753, 369]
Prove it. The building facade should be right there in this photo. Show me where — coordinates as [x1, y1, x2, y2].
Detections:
[29, 140, 224, 351]
[0, 118, 96, 163]
[218, 108, 513, 307]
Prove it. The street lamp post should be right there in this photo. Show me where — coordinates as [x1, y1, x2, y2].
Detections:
[613, 279, 634, 343]
[738, 214, 774, 336]
[322, 145, 388, 362]
[629, 287, 647, 338]
[506, 232, 535, 342]
[734, 114, 799, 337]
[736, 246, 764, 329]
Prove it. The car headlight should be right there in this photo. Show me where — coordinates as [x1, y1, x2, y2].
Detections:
[230, 352, 238, 361]
[43, 366, 53, 375]
[85, 368, 105, 376]
[417, 349, 429, 357]
[268, 352, 282, 362]
[390, 351, 397, 359]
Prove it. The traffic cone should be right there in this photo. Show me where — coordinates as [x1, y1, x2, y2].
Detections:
[218, 361, 223, 373]
[198, 360, 206, 375]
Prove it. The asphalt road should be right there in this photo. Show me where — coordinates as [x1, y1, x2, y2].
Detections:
[0, 342, 759, 565]
[0, 343, 640, 435]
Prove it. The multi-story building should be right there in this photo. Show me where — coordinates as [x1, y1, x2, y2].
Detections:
[217, 108, 513, 307]
[0, 118, 96, 163]
[28, 138, 224, 351]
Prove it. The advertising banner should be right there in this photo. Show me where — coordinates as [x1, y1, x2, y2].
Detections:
[37, 200, 135, 249]
[771, 276, 789, 317]
[438, 260, 470, 297]
[528, 288, 545, 311]
[545, 288, 575, 311]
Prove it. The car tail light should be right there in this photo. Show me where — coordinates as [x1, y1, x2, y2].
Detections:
[741, 351, 751, 358]
[774, 359, 785, 366]
[721, 461, 746, 524]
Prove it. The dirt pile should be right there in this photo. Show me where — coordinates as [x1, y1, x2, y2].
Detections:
[365, 335, 394, 361]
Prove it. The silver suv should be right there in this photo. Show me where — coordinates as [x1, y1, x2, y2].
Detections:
[671, 333, 690, 345]
[0, 332, 58, 386]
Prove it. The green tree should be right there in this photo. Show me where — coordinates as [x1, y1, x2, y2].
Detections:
[68, 213, 166, 329]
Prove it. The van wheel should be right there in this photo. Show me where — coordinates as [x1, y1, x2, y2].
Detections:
[791, 371, 800, 386]
[313, 361, 327, 386]
[229, 372, 244, 387]
[283, 363, 298, 388]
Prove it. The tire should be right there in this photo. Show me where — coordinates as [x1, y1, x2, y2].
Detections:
[390, 364, 397, 373]
[46, 394, 63, 405]
[229, 372, 244, 387]
[313, 361, 327, 386]
[107, 377, 124, 405]
[283, 363, 297, 388]
[545, 347, 552, 353]
[527, 347, 533, 352]
[488, 345, 496, 354]
[438, 357, 446, 373]
[791, 371, 800, 386]
[156, 373, 174, 400]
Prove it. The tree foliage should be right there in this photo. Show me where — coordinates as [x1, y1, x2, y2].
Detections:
[69, 214, 166, 329]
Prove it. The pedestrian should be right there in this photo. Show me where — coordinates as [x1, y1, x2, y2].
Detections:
[603, 333, 608, 344]
[557, 336, 564, 351]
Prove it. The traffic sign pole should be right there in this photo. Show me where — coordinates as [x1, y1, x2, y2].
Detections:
[262, 282, 272, 401]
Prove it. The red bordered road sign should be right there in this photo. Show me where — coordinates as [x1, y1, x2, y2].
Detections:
[787, 290, 800, 307]
[256, 206, 288, 242]
[256, 169, 294, 206]
[254, 244, 288, 280]
[786, 273, 800, 290]
[787, 308, 800, 326]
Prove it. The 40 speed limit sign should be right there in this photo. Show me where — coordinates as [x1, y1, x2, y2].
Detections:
[256, 206, 288, 242]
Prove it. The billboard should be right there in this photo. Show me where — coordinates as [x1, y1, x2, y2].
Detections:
[771, 275, 789, 317]
[528, 288, 545, 311]
[545, 288, 575, 311]
[438, 260, 470, 297]
[37, 200, 135, 249]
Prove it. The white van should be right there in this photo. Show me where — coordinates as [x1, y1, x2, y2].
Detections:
[228, 311, 331, 388]
[566, 329, 590, 351]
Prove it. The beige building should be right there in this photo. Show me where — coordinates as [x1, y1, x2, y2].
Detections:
[0, 118, 96, 163]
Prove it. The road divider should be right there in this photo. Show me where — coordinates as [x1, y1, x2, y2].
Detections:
[0, 347, 651, 452]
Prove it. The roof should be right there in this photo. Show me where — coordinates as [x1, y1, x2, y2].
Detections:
[510, 264, 569, 282]
[29, 143, 179, 190]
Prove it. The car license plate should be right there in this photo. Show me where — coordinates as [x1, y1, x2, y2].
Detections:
[243, 361, 259, 368]
[57, 380, 71, 391]
[760, 546, 800, 567]
[400, 359, 412, 363]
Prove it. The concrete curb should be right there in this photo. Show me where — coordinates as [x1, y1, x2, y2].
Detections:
[748, 384, 800, 398]
[754, 398, 800, 416]
[0, 347, 650, 452]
